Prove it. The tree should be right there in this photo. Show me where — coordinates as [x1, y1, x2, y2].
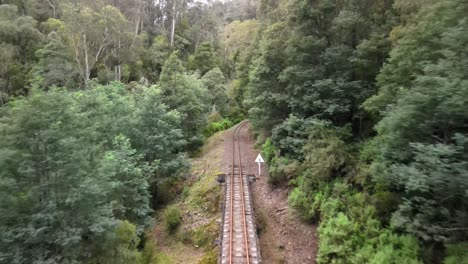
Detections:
[202, 67, 228, 115]
[0, 4, 43, 96]
[160, 52, 210, 151]
[98, 136, 153, 233]
[364, 0, 465, 116]
[367, 0, 468, 249]
[0, 89, 118, 263]
[0, 83, 189, 263]
[57, 4, 131, 84]
[29, 32, 79, 89]
[223, 19, 259, 63]
[144, 35, 171, 82]
[245, 22, 290, 133]
[188, 42, 219, 76]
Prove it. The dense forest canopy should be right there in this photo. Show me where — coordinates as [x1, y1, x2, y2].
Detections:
[0, 0, 467, 263]
[249, 0, 468, 263]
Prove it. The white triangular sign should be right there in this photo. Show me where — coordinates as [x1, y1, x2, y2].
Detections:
[255, 154, 264, 163]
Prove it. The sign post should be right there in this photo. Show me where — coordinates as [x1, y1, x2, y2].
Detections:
[255, 154, 265, 176]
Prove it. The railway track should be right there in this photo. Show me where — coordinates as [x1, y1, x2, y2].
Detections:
[220, 121, 260, 264]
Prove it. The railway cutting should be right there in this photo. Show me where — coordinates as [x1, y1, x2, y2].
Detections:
[220, 121, 261, 264]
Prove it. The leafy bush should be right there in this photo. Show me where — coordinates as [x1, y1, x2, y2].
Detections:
[288, 123, 352, 221]
[163, 206, 181, 234]
[443, 243, 468, 264]
[317, 192, 422, 264]
[371, 191, 400, 225]
[318, 213, 361, 263]
[203, 118, 234, 137]
[351, 231, 422, 264]
[191, 220, 219, 250]
[261, 138, 276, 164]
[267, 157, 299, 186]
[271, 116, 320, 160]
[390, 139, 468, 243]
[198, 249, 218, 264]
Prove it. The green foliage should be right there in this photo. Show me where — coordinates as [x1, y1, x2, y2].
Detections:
[246, 22, 290, 133]
[351, 231, 422, 264]
[140, 239, 158, 264]
[250, 0, 468, 262]
[314, 186, 422, 264]
[91, 221, 142, 264]
[203, 118, 234, 138]
[318, 213, 364, 263]
[144, 35, 171, 83]
[443, 243, 468, 264]
[368, 0, 468, 245]
[364, 0, 466, 115]
[267, 157, 298, 187]
[191, 220, 219, 250]
[271, 116, 321, 160]
[0, 1, 234, 263]
[0, 84, 187, 263]
[390, 139, 468, 242]
[202, 68, 228, 115]
[99, 136, 153, 232]
[288, 121, 353, 221]
[0, 4, 43, 96]
[160, 52, 210, 152]
[261, 138, 276, 164]
[197, 249, 218, 264]
[163, 205, 182, 234]
[189, 42, 219, 76]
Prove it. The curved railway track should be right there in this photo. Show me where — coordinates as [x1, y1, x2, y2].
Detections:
[220, 121, 260, 264]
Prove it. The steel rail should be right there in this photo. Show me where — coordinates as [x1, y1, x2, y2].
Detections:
[228, 121, 250, 264]
[236, 122, 250, 264]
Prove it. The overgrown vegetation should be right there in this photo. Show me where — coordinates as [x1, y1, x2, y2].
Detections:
[1, 0, 467, 262]
[153, 130, 224, 264]
[163, 206, 182, 234]
[242, 0, 468, 263]
[0, 0, 249, 262]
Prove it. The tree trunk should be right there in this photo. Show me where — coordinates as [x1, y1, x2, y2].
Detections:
[170, 0, 176, 47]
[115, 39, 121, 82]
[46, 0, 56, 18]
[83, 32, 90, 82]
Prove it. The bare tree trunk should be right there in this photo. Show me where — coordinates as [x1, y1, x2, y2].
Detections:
[161, 0, 165, 31]
[134, 0, 143, 35]
[46, 0, 56, 18]
[170, 0, 176, 47]
[223, 0, 227, 70]
[83, 32, 90, 82]
[115, 37, 122, 82]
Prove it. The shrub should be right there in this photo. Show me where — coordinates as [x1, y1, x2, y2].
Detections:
[371, 191, 400, 224]
[163, 205, 181, 234]
[318, 213, 361, 264]
[443, 243, 468, 264]
[191, 220, 219, 250]
[271, 116, 322, 160]
[261, 138, 276, 164]
[203, 118, 234, 137]
[140, 240, 157, 264]
[198, 249, 218, 264]
[267, 157, 298, 186]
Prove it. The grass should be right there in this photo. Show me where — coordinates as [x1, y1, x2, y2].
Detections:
[151, 130, 225, 263]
